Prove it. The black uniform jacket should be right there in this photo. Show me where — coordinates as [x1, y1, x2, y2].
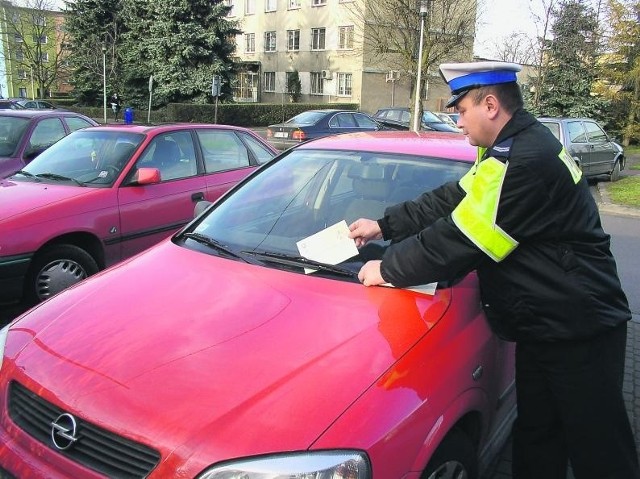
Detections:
[378, 109, 630, 342]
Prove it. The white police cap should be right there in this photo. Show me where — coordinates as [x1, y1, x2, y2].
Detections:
[439, 61, 522, 108]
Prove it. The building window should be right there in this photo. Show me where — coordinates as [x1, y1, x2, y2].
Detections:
[265, 0, 277, 11]
[337, 73, 352, 96]
[14, 50, 24, 61]
[311, 28, 326, 50]
[33, 34, 48, 44]
[18, 88, 27, 98]
[33, 14, 46, 26]
[264, 72, 276, 92]
[245, 33, 255, 53]
[310, 72, 324, 95]
[225, 0, 235, 16]
[40, 52, 49, 62]
[338, 26, 354, 49]
[245, 0, 255, 14]
[14, 33, 23, 43]
[288, 0, 300, 8]
[287, 30, 300, 51]
[264, 31, 277, 52]
[17, 70, 27, 80]
[312, 0, 327, 5]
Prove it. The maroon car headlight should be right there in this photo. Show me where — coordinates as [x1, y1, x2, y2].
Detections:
[0, 325, 8, 371]
[197, 451, 370, 478]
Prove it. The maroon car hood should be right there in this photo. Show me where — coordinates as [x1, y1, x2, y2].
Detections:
[9, 241, 450, 468]
[0, 178, 97, 221]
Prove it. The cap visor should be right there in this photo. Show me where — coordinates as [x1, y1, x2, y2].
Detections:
[445, 90, 469, 108]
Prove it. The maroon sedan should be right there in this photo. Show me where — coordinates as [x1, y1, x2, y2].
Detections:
[0, 123, 278, 305]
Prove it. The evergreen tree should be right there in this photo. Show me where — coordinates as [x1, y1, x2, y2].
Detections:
[535, 0, 609, 119]
[119, 0, 240, 109]
[63, 0, 124, 106]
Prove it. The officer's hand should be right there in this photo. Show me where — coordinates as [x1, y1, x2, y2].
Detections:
[358, 260, 385, 286]
[348, 218, 382, 248]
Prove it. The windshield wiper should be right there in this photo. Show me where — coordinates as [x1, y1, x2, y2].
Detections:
[242, 251, 358, 278]
[12, 170, 40, 180]
[182, 232, 253, 263]
[36, 172, 86, 187]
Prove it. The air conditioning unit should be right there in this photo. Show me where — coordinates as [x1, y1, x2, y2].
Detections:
[321, 70, 333, 80]
[385, 70, 400, 82]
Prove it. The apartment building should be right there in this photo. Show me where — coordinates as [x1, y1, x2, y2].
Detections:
[229, 0, 476, 114]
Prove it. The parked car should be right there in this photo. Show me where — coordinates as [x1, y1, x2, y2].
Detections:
[16, 99, 60, 110]
[0, 100, 25, 110]
[266, 109, 387, 149]
[538, 117, 625, 181]
[444, 111, 460, 124]
[0, 123, 278, 305]
[434, 111, 459, 128]
[373, 107, 460, 132]
[0, 131, 516, 479]
[0, 110, 98, 178]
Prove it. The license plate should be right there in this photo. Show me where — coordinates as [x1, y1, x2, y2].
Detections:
[274, 132, 288, 138]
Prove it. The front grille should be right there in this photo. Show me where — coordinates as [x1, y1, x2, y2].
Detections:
[8, 381, 160, 478]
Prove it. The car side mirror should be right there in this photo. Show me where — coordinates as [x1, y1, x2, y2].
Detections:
[194, 200, 213, 218]
[128, 167, 161, 185]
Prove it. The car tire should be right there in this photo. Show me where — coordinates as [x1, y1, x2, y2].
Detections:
[421, 428, 478, 479]
[25, 244, 99, 304]
[609, 160, 621, 182]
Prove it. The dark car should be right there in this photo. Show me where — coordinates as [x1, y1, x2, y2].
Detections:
[0, 100, 25, 110]
[373, 107, 460, 132]
[0, 110, 98, 178]
[16, 99, 60, 110]
[539, 117, 625, 181]
[266, 109, 386, 149]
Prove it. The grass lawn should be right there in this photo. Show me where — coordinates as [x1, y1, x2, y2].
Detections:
[607, 176, 640, 207]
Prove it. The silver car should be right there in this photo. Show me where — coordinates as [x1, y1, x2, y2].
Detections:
[539, 117, 625, 181]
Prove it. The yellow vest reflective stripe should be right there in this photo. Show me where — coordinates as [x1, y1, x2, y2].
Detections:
[453, 156, 519, 262]
[558, 147, 583, 183]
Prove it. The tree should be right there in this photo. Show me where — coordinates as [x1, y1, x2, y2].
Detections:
[62, 0, 124, 106]
[287, 70, 302, 103]
[597, 0, 640, 145]
[0, 0, 69, 98]
[490, 32, 537, 65]
[534, 0, 609, 118]
[118, 0, 241, 109]
[346, 0, 476, 127]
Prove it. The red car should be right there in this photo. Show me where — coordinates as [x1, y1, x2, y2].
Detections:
[0, 131, 515, 478]
[0, 123, 277, 305]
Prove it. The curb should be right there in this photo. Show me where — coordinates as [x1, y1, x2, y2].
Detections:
[595, 179, 640, 219]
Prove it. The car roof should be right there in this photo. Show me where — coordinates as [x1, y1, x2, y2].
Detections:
[0, 109, 88, 119]
[81, 123, 257, 134]
[538, 117, 595, 122]
[294, 130, 475, 162]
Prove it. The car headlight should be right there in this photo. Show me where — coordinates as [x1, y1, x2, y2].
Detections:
[197, 451, 371, 479]
[0, 325, 8, 372]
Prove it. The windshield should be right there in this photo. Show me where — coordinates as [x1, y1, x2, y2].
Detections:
[422, 111, 443, 123]
[183, 147, 471, 276]
[0, 116, 29, 157]
[17, 129, 144, 187]
[285, 111, 326, 125]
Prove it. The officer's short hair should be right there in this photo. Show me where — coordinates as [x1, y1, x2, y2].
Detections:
[470, 82, 523, 114]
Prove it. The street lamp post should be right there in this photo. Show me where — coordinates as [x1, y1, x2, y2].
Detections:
[102, 44, 107, 124]
[412, 0, 429, 132]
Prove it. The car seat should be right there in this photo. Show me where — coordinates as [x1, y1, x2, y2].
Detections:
[344, 163, 391, 223]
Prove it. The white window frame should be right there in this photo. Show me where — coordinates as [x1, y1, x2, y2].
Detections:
[225, 0, 236, 16]
[245, 0, 255, 14]
[311, 28, 326, 50]
[288, 0, 301, 8]
[264, 72, 276, 92]
[310, 72, 324, 95]
[338, 26, 354, 50]
[17, 69, 27, 80]
[287, 30, 300, 51]
[264, 31, 277, 52]
[245, 33, 255, 53]
[312, 0, 327, 5]
[337, 73, 352, 96]
[265, 0, 277, 11]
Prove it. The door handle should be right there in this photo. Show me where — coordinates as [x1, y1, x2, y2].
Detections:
[191, 192, 205, 202]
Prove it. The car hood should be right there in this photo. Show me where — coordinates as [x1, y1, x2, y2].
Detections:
[0, 178, 100, 222]
[8, 240, 450, 468]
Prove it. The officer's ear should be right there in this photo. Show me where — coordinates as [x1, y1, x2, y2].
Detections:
[484, 94, 500, 120]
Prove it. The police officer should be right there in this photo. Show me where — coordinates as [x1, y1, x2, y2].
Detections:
[348, 61, 639, 479]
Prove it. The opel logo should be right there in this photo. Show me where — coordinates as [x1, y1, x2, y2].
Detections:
[51, 413, 79, 450]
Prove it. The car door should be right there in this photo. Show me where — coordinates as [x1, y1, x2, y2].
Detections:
[21, 117, 67, 163]
[583, 120, 617, 176]
[564, 120, 591, 175]
[195, 128, 260, 200]
[328, 112, 363, 135]
[117, 129, 208, 259]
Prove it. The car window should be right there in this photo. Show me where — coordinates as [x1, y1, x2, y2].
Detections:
[285, 111, 326, 125]
[567, 121, 587, 143]
[583, 121, 607, 143]
[400, 111, 411, 123]
[65, 116, 95, 132]
[196, 129, 250, 172]
[0, 116, 29, 156]
[354, 113, 378, 128]
[541, 122, 561, 141]
[28, 118, 66, 151]
[238, 132, 276, 165]
[330, 113, 357, 128]
[386, 110, 402, 121]
[137, 131, 197, 181]
[421, 111, 441, 123]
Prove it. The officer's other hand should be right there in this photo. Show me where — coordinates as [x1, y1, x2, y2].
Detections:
[348, 218, 382, 248]
[358, 260, 385, 286]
